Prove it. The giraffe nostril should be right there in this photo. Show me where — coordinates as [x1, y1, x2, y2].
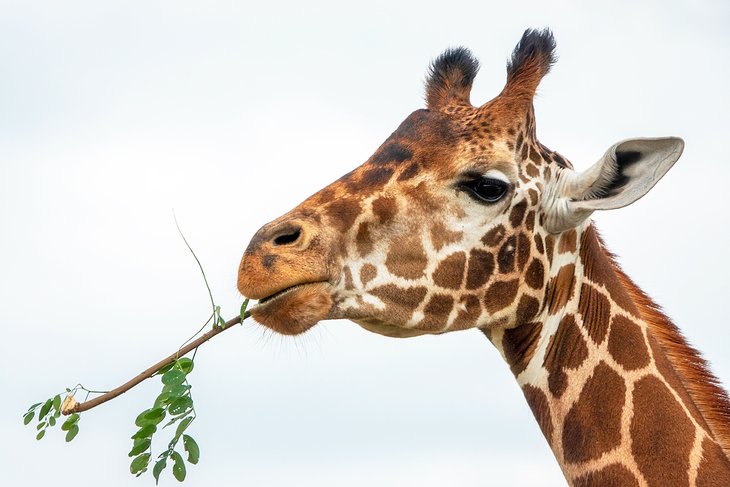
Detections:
[272, 227, 302, 246]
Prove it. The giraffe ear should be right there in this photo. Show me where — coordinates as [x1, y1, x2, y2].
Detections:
[544, 137, 685, 233]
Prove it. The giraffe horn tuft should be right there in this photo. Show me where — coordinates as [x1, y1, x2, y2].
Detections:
[503, 28, 557, 100]
[425, 47, 480, 110]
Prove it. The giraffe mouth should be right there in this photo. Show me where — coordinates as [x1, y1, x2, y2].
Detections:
[248, 281, 334, 335]
[255, 281, 330, 306]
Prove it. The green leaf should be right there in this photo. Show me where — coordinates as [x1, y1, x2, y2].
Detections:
[48, 416, 56, 427]
[144, 407, 166, 424]
[52, 394, 61, 413]
[61, 414, 80, 431]
[27, 402, 42, 412]
[135, 409, 152, 427]
[36, 429, 45, 440]
[154, 392, 171, 408]
[39, 399, 53, 420]
[161, 369, 186, 386]
[65, 424, 79, 442]
[183, 435, 200, 464]
[171, 451, 186, 482]
[130, 453, 151, 476]
[169, 396, 193, 416]
[23, 411, 35, 425]
[240, 298, 249, 320]
[175, 416, 193, 439]
[217, 315, 225, 328]
[157, 362, 175, 375]
[128, 438, 151, 457]
[37, 422, 46, 430]
[162, 384, 189, 398]
[135, 407, 165, 427]
[131, 424, 157, 440]
[153, 458, 167, 485]
[176, 358, 194, 375]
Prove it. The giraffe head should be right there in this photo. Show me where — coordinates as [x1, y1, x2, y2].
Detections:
[237, 29, 683, 337]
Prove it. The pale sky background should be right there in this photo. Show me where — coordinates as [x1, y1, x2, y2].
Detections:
[2, 1, 729, 486]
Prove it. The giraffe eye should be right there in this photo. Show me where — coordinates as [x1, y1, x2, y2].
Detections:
[460, 177, 509, 203]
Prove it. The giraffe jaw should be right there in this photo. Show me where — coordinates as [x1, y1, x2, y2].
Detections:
[353, 318, 431, 338]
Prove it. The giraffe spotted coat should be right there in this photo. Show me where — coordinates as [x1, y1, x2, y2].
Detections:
[238, 29, 730, 486]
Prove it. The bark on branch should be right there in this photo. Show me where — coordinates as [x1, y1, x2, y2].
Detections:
[62, 312, 249, 415]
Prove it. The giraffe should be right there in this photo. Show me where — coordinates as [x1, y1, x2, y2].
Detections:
[237, 29, 730, 485]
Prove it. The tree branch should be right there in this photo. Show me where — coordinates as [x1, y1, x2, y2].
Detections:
[62, 313, 249, 415]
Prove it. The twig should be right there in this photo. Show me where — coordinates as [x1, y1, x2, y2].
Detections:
[63, 312, 249, 415]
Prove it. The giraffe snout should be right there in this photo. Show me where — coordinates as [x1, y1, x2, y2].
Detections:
[237, 216, 331, 301]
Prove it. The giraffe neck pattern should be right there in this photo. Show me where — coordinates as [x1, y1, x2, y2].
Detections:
[487, 223, 730, 486]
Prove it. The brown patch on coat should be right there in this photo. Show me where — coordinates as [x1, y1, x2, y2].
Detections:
[534, 233, 544, 254]
[498, 235, 517, 273]
[522, 385, 554, 443]
[482, 224, 506, 247]
[372, 196, 398, 224]
[396, 161, 420, 181]
[430, 221, 463, 252]
[649, 336, 709, 430]
[371, 284, 427, 310]
[528, 188, 539, 206]
[343, 266, 354, 290]
[544, 264, 576, 315]
[562, 362, 625, 463]
[558, 229, 577, 254]
[545, 234, 555, 262]
[432, 252, 466, 290]
[510, 199, 528, 228]
[543, 314, 588, 397]
[325, 198, 361, 233]
[420, 294, 455, 330]
[465, 249, 495, 290]
[517, 232, 530, 271]
[484, 279, 519, 313]
[696, 437, 730, 486]
[451, 294, 482, 329]
[631, 375, 694, 486]
[573, 465, 639, 487]
[360, 264, 377, 286]
[503, 322, 543, 375]
[515, 294, 540, 325]
[608, 315, 650, 371]
[356, 222, 373, 256]
[525, 163, 539, 178]
[524, 258, 545, 290]
[525, 210, 535, 231]
[385, 236, 428, 279]
[578, 283, 611, 345]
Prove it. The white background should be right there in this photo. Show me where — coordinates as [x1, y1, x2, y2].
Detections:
[2, 1, 729, 486]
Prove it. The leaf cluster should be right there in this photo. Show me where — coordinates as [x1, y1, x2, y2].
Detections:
[129, 357, 200, 483]
[24, 391, 81, 442]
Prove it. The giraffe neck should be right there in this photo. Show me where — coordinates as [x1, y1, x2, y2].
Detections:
[487, 223, 730, 486]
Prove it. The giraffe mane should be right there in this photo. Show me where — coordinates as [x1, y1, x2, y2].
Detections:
[596, 229, 730, 459]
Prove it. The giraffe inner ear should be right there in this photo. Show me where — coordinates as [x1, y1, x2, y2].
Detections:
[544, 137, 684, 233]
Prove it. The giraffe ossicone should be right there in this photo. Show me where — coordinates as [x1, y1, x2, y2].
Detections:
[238, 28, 730, 486]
